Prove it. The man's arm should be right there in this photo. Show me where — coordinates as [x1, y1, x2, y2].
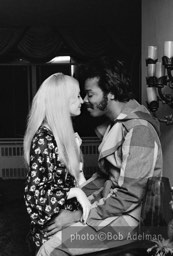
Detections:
[44, 210, 82, 237]
[87, 125, 161, 221]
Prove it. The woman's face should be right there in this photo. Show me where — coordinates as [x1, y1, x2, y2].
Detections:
[69, 80, 83, 116]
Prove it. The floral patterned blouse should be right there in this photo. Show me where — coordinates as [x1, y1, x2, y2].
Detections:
[24, 126, 80, 248]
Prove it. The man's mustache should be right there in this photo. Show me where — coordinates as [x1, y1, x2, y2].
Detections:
[84, 102, 94, 109]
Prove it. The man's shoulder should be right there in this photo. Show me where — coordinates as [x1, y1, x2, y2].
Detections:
[122, 118, 149, 131]
[121, 118, 160, 145]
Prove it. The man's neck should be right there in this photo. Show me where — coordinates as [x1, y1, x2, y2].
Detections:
[106, 101, 126, 121]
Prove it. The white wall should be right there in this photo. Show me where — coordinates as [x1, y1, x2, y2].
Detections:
[142, 0, 173, 185]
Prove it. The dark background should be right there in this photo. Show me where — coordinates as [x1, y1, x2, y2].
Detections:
[0, 0, 141, 138]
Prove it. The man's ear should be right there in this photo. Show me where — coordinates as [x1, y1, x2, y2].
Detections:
[108, 92, 115, 100]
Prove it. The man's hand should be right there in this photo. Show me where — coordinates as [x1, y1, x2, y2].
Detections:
[44, 210, 82, 237]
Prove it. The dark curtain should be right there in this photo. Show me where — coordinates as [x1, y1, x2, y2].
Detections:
[0, 28, 24, 56]
[0, 25, 140, 63]
[18, 27, 63, 62]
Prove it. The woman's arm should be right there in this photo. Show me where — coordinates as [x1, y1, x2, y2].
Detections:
[24, 133, 72, 227]
[67, 187, 91, 223]
[78, 171, 87, 186]
[43, 186, 91, 237]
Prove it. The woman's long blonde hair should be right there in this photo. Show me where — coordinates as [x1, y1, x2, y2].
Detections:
[23, 73, 80, 180]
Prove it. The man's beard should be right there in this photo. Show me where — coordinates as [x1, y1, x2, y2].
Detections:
[85, 94, 108, 111]
[96, 94, 108, 111]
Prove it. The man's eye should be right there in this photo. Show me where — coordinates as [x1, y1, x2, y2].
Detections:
[88, 94, 93, 98]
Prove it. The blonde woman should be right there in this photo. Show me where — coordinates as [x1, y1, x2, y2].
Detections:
[24, 73, 90, 250]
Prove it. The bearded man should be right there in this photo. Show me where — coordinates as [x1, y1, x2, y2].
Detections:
[36, 57, 162, 256]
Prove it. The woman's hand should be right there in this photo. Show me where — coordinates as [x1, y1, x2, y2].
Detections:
[78, 171, 86, 186]
[76, 188, 91, 224]
[68, 187, 91, 224]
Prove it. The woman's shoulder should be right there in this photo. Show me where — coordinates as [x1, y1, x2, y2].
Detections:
[38, 125, 53, 136]
[32, 125, 54, 145]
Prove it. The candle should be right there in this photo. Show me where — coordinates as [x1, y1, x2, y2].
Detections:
[147, 87, 157, 103]
[147, 64, 156, 77]
[164, 41, 173, 58]
[148, 46, 157, 60]
[155, 62, 164, 78]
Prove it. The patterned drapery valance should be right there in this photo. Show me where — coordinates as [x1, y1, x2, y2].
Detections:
[0, 25, 140, 63]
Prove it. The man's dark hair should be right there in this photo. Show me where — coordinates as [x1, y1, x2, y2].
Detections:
[79, 56, 134, 102]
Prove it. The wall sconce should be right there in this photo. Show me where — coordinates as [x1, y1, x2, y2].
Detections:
[146, 42, 173, 125]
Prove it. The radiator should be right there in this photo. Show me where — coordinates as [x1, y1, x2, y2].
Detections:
[0, 137, 100, 179]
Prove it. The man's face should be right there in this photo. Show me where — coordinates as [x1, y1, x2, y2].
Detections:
[84, 77, 108, 117]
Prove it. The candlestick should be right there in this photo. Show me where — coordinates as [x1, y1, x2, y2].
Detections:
[155, 62, 164, 78]
[164, 41, 173, 58]
[147, 64, 156, 77]
[147, 87, 157, 103]
[148, 46, 157, 60]
[146, 42, 173, 125]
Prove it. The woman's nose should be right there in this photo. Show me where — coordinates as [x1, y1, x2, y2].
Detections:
[80, 97, 84, 104]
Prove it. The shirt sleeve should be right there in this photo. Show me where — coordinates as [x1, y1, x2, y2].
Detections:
[24, 132, 73, 227]
[88, 124, 160, 220]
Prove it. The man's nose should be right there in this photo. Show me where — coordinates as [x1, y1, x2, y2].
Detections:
[83, 95, 88, 103]
[80, 97, 84, 104]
